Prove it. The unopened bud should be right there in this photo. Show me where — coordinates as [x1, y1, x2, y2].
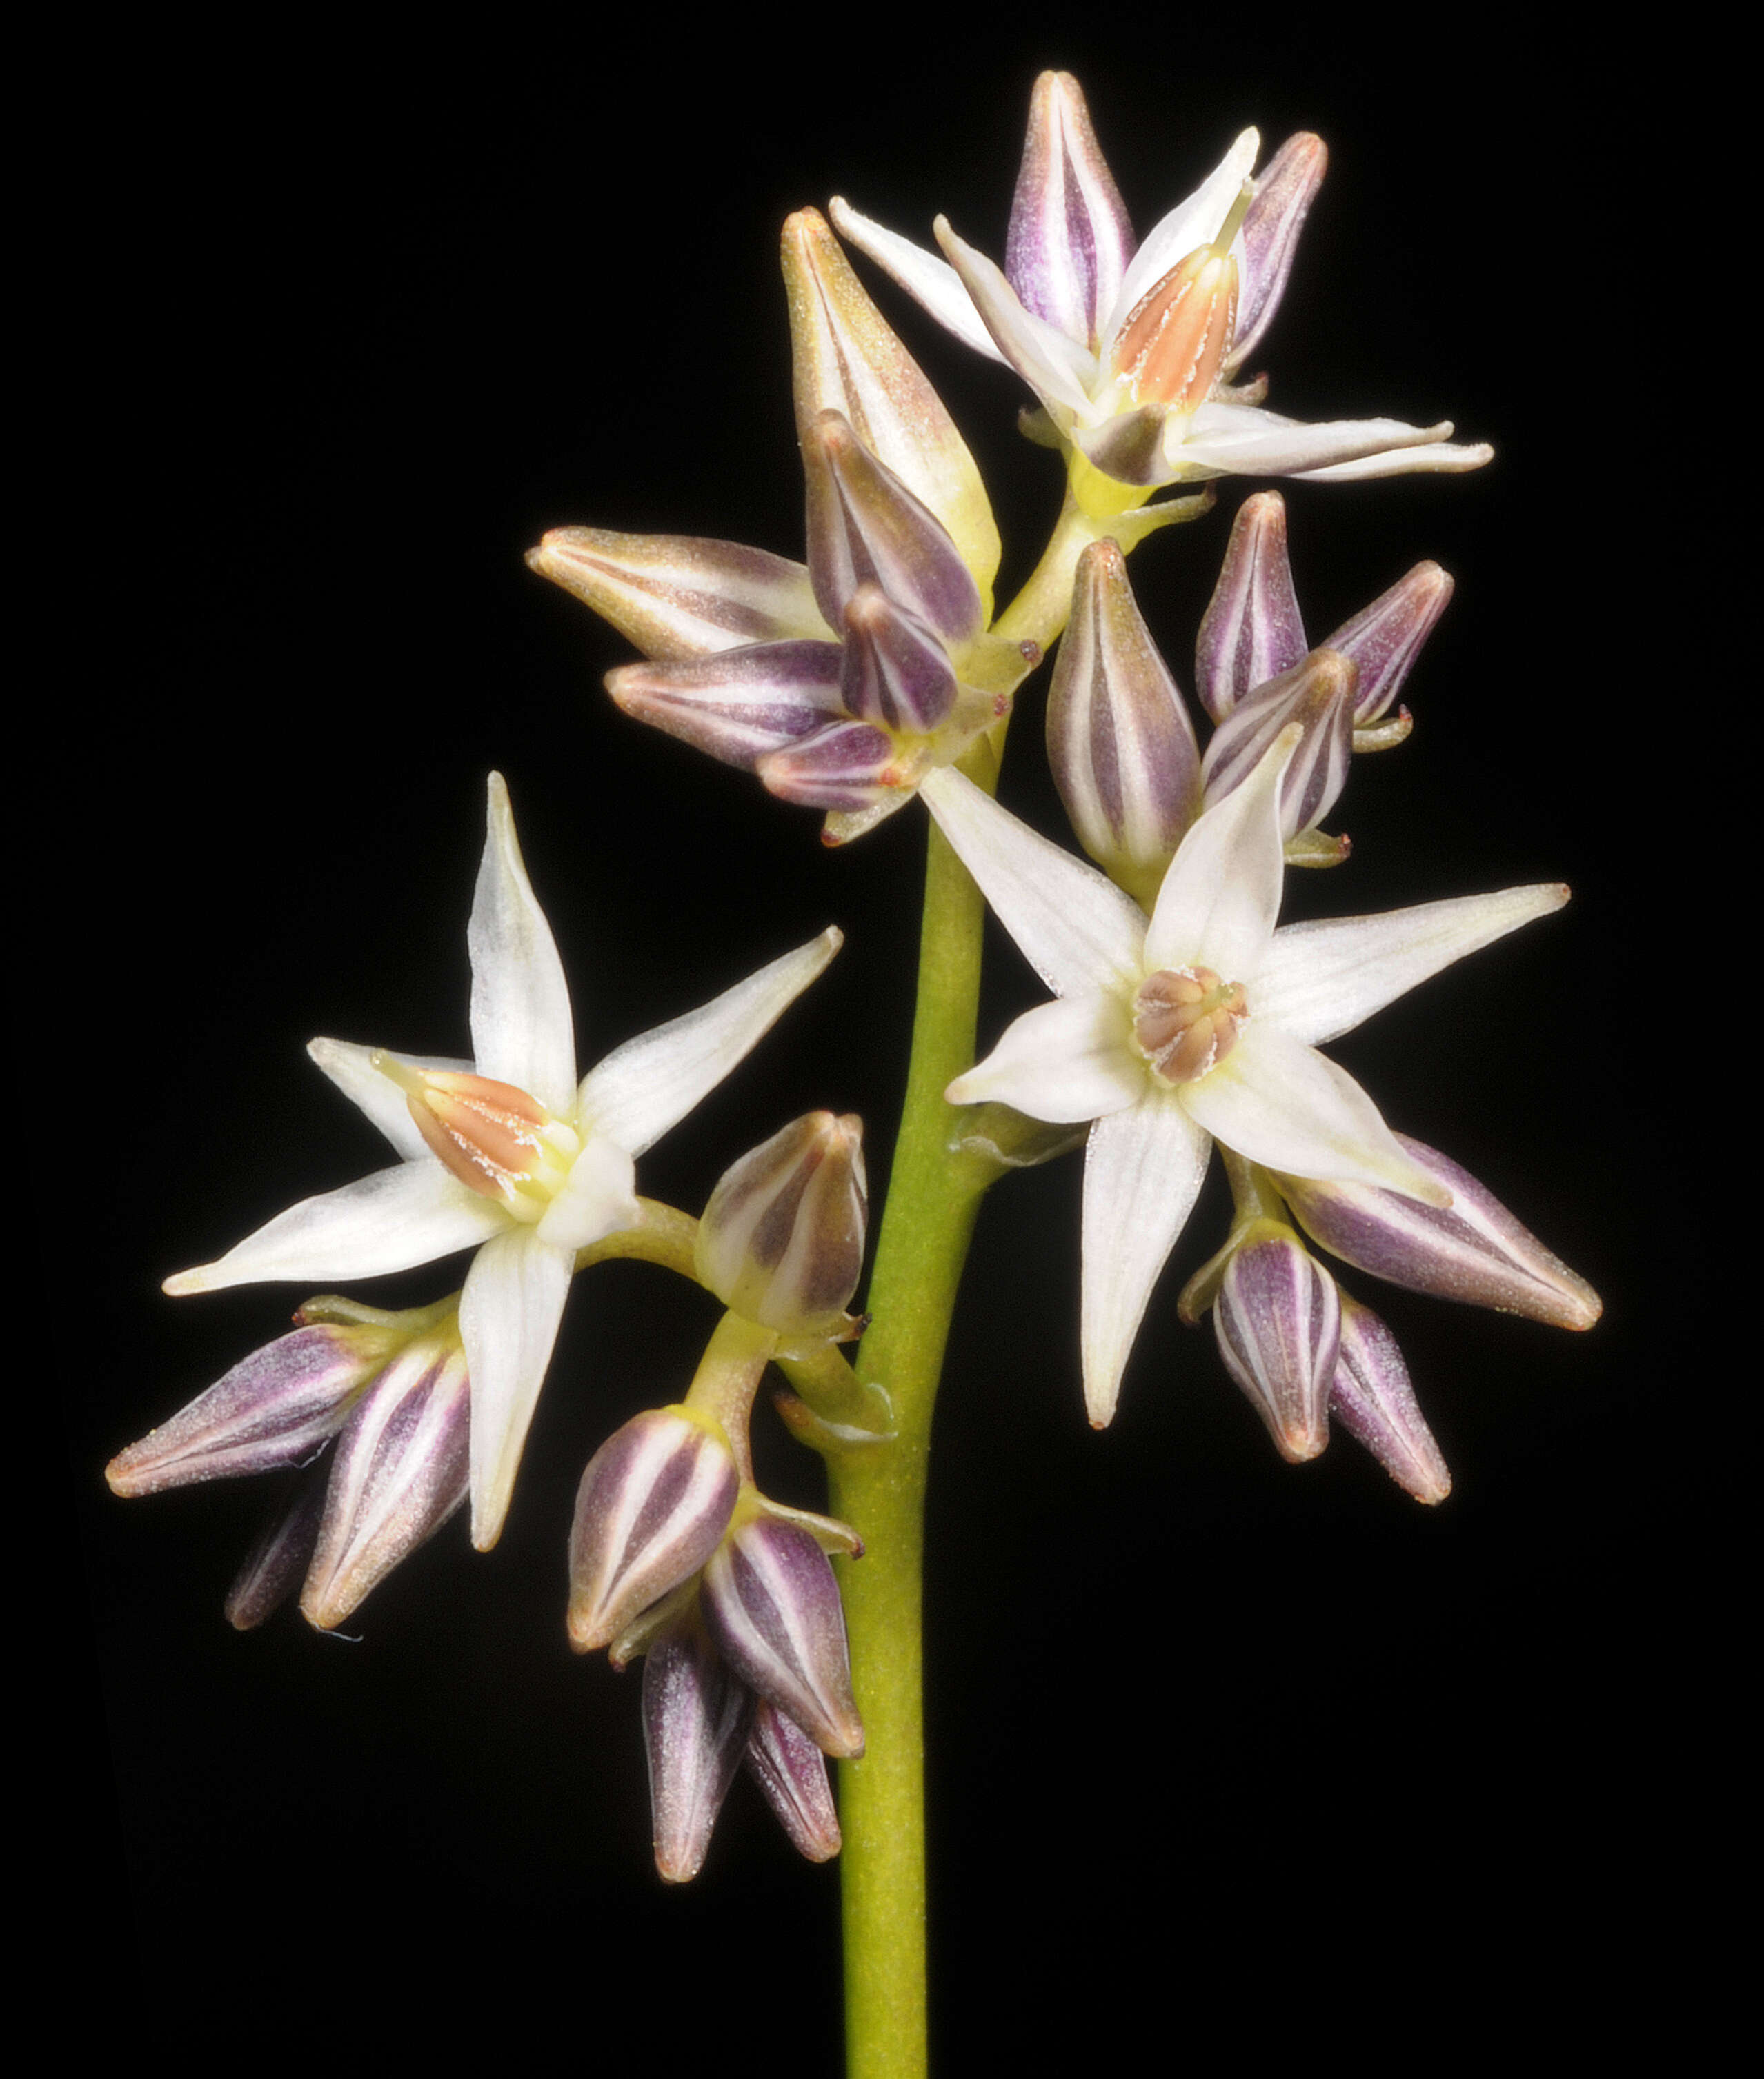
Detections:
[1229, 132, 1327, 374]
[224, 1475, 327, 1631]
[1200, 646, 1357, 844]
[1322, 561, 1454, 726]
[642, 1610, 755, 1884]
[568, 1409, 741, 1653]
[1047, 539, 1200, 908]
[695, 1113, 868, 1340]
[1212, 1222, 1341, 1462]
[702, 1517, 864, 1760]
[1278, 1135, 1601, 1331]
[1195, 491, 1307, 722]
[1329, 1295, 1451, 1505]
[746, 1700, 842, 1863]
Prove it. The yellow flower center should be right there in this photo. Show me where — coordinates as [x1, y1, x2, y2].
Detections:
[372, 1054, 581, 1220]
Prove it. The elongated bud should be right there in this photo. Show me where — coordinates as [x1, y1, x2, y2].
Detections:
[1212, 1222, 1341, 1462]
[756, 716, 904, 813]
[839, 586, 958, 736]
[1322, 561, 1454, 726]
[1196, 492, 1308, 722]
[1006, 71, 1134, 352]
[702, 1517, 864, 1760]
[1329, 1295, 1451, 1505]
[568, 1410, 741, 1653]
[746, 1700, 842, 1863]
[1278, 1135, 1601, 1330]
[106, 1321, 390, 1495]
[224, 1475, 326, 1631]
[802, 409, 983, 646]
[1200, 646, 1357, 844]
[1229, 132, 1327, 372]
[1047, 539, 1200, 909]
[300, 1335, 471, 1630]
[605, 639, 847, 772]
[695, 1113, 869, 1340]
[642, 1611, 755, 1884]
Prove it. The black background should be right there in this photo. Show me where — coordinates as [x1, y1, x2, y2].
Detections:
[50, 13, 1701, 2067]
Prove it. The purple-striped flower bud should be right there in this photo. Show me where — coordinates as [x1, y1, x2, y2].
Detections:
[1005, 71, 1134, 355]
[105, 1311, 402, 1495]
[568, 1410, 741, 1653]
[702, 1517, 864, 1760]
[606, 640, 847, 773]
[746, 1699, 842, 1864]
[1329, 1295, 1451, 1506]
[1195, 492, 1307, 724]
[1200, 646, 1357, 847]
[1277, 1135, 1601, 1331]
[1227, 132, 1327, 378]
[1212, 1222, 1342, 1463]
[300, 1335, 471, 1631]
[1046, 539, 1200, 908]
[1322, 560, 1454, 728]
[695, 1113, 868, 1341]
[642, 1611, 755, 1884]
[840, 584, 958, 736]
[224, 1475, 327, 1631]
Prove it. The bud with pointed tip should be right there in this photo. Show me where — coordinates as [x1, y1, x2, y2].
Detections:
[1277, 1135, 1601, 1330]
[1329, 1294, 1451, 1505]
[695, 1113, 869, 1342]
[1227, 131, 1327, 379]
[568, 1409, 742, 1653]
[1047, 539, 1200, 909]
[1196, 491, 1307, 723]
[1005, 70, 1133, 355]
[745, 1699, 842, 1863]
[642, 1607, 755, 1884]
[1211, 1221, 1342, 1462]
[300, 1333, 471, 1631]
[702, 1516, 864, 1760]
[1200, 646, 1357, 846]
[1323, 560, 1454, 727]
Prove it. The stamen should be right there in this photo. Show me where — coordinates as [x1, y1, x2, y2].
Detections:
[1111, 181, 1251, 415]
[1133, 966, 1249, 1084]
[371, 1052, 577, 1210]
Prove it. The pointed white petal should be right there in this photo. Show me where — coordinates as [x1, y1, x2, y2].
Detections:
[468, 774, 576, 1117]
[1144, 730, 1296, 979]
[307, 1039, 474, 1161]
[933, 218, 1100, 417]
[827, 198, 1007, 363]
[163, 1162, 507, 1295]
[1107, 129, 1260, 346]
[1080, 1096, 1211, 1426]
[948, 992, 1144, 1123]
[576, 928, 842, 1159]
[1178, 401, 1462, 480]
[1178, 1025, 1449, 1203]
[461, 1228, 574, 1549]
[920, 768, 1147, 999]
[1256, 884, 1568, 1046]
[1293, 439, 1495, 482]
[535, 1133, 640, 1250]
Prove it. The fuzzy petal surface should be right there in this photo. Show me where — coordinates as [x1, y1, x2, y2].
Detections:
[468, 775, 576, 1117]
[460, 1227, 574, 1549]
[306, 1039, 473, 1162]
[934, 218, 1099, 417]
[948, 992, 1143, 1123]
[920, 767, 1146, 998]
[576, 929, 842, 1159]
[1080, 1095, 1211, 1426]
[1254, 885, 1569, 1047]
[1107, 129, 1260, 345]
[1144, 730, 1293, 978]
[827, 198, 1005, 363]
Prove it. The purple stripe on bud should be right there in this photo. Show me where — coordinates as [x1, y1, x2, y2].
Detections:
[757, 719, 900, 812]
[1213, 1226, 1341, 1462]
[1047, 539, 1200, 907]
[299, 1342, 470, 1631]
[225, 1473, 327, 1631]
[746, 1700, 842, 1864]
[568, 1411, 740, 1653]
[703, 1518, 864, 1759]
[1329, 1295, 1451, 1505]
[695, 1112, 869, 1339]
[1196, 493, 1308, 722]
[1005, 71, 1133, 352]
[106, 1324, 384, 1496]
[1278, 1136, 1602, 1331]
[606, 640, 846, 770]
[1322, 561, 1454, 725]
[642, 1614, 755, 1884]
[802, 410, 982, 646]
[840, 586, 958, 735]
[1229, 134, 1327, 373]
[1201, 646, 1356, 841]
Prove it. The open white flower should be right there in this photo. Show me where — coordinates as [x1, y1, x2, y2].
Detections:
[919, 736, 1565, 1427]
[166, 773, 840, 1548]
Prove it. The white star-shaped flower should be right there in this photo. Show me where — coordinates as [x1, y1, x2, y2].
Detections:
[166, 773, 840, 1547]
[919, 733, 1565, 1426]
